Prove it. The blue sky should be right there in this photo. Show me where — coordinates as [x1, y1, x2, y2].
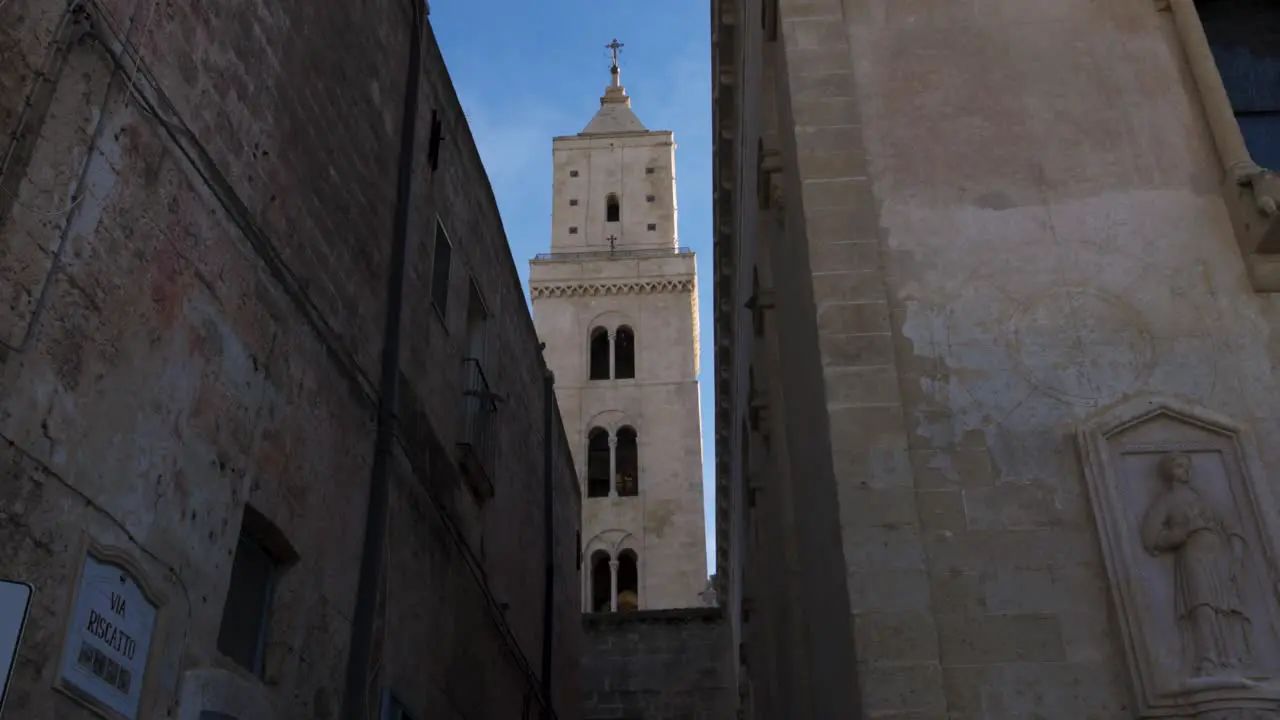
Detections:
[431, 3, 717, 574]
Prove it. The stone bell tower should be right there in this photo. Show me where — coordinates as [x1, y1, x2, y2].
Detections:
[530, 41, 708, 612]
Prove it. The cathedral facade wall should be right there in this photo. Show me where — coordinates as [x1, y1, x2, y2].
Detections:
[715, 0, 1280, 717]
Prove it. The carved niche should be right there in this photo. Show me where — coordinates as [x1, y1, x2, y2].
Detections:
[1077, 397, 1280, 718]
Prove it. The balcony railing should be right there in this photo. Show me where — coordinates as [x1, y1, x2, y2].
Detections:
[457, 357, 497, 500]
[532, 246, 693, 262]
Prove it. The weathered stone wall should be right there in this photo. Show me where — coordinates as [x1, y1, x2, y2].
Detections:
[715, 0, 1280, 718]
[582, 608, 732, 720]
[0, 1, 582, 718]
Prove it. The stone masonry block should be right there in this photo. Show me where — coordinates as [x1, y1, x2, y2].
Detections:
[911, 448, 996, 491]
[781, 16, 851, 51]
[818, 331, 895, 369]
[824, 364, 901, 406]
[789, 96, 861, 128]
[837, 485, 919, 531]
[817, 300, 890, 336]
[830, 445, 915, 490]
[841, 525, 927, 572]
[789, 71, 858, 104]
[922, 528, 1099, 576]
[802, 177, 871, 211]
[846, 568, 932, 614]
[827, 403, 907, 451]
[962, 481, 1070, 531]
[928, 571, 987, 617]
[812, 270, 885, 305]
[856, 661, 948, 715]
[853, 611, 941, 664]
[810, 240, 880, 273]
[778, 0, 842, 21]
[804, 202, 881, 244]
[915, 489, 967, 534]
[935, 613, 1066, 665]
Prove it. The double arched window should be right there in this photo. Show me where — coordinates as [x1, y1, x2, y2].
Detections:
[585, 426, 639, 498]
[587, 326, 635, 381]
[589, 548, 639, 613]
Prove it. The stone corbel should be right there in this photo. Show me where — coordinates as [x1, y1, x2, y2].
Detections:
[760, 147, 786, 211]
[1164, 0, 1280, 290]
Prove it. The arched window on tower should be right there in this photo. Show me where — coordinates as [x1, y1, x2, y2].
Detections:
[614, 326, 635, 379]
[616, 550, 639, 612]
[606, 193, 620, 223]
[589, 326, 610, 380]
[587, 428, 611, 498]
[590, 550, 612, 613]
[615, 426, 638, 497]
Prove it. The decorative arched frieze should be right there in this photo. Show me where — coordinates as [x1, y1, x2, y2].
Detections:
[585, 528, 636, 557]
[1076, 396, 1280, 717]
[583, 409, 632, 437]
[530, 278, 695, 299]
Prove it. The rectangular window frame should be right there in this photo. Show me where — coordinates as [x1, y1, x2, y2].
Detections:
[430, 217, 453, 321]
[217, 530, 279, 677]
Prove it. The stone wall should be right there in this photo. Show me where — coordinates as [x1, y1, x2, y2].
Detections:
[714, 0, 1280, 718]
[0, 1, 582, 718]
[582, 608, 733, 720]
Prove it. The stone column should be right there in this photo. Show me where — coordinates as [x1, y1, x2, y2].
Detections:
[608, 434, 618, 498]
[609, 559, 619, 612]
[607, 329, 617, 379]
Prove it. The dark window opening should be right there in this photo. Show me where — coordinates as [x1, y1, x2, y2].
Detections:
[430, 219, 452, 316]
[646, 223, 657, 231]
[427, 110, 443, 171]
[587, 428, 611, 498]
[646, 194, 656, 202]
[616, 426, 638, 497]
[645, 167, 655, 175]
[569, 169, 579, 177]
[1198, 0, 1280, 169]
[217, 506, 295, 676]
[569, 226, 579, 234]
[606, 194, 620, 223]
[614, 326, 635, 379]
[570, 198, 579, 206]
[589, 327, 610, 380]
[617, 550, 639, 612]
[590, 551, 612, 612]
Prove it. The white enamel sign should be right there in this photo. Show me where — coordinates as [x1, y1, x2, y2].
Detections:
[0, 580, 33, 713]
[58, 556, 157, 719]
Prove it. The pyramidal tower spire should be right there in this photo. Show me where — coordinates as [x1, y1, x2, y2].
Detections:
[582, 38, 648, 135]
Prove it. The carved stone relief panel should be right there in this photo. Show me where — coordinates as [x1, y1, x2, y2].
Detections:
[1077, 398, 1280, 717]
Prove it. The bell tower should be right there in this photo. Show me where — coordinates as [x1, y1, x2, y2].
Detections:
[530, 41, 708, 612]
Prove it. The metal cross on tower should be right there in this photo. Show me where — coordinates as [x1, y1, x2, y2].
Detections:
[606, 39, 624, 69]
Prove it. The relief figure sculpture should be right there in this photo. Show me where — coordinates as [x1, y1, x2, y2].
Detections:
[1141, 453, 1254, 683]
